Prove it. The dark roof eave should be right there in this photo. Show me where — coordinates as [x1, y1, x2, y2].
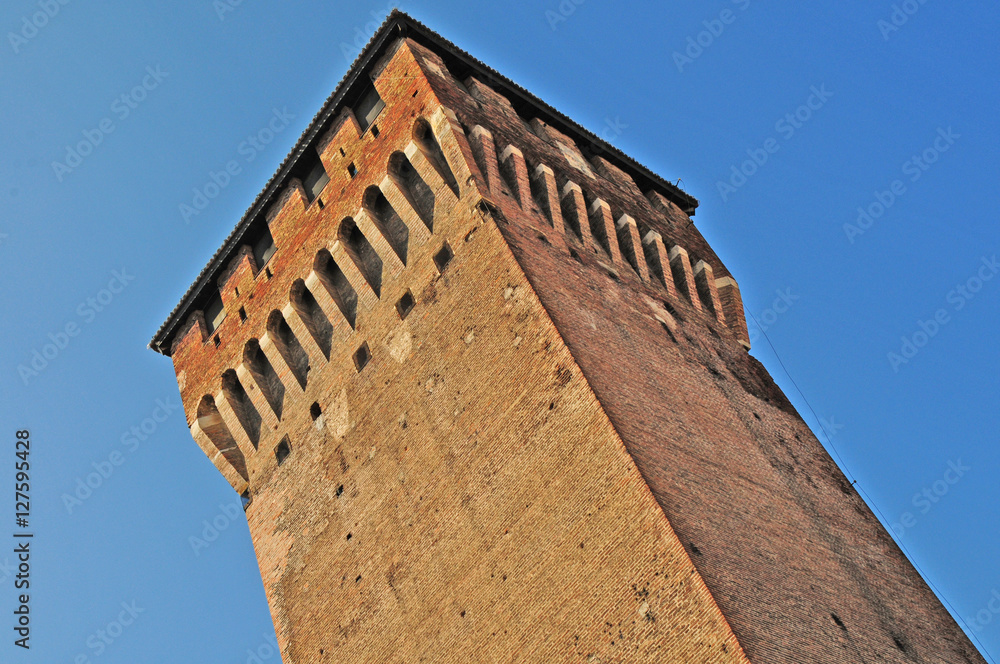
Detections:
[150, 10, 697, 356]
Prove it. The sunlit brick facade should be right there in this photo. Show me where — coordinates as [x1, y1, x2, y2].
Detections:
[152, 12, 984, 664]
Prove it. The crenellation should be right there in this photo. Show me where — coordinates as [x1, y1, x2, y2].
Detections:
[591, 155, 643, 197]
[715, 277, 751, 348]
[150, 14, 985, 663]
[642, 231, 679, 300]
[587, 197, 623, 268]
[530, 163, 566, 237]
[429, 106, 476, 190]
[313, 249, 359, 330]
[265, 180, 308, 227]
[456, 126, 739, 324]
[693, 260, 726, 326]
[413, 115, 461, 198]
[466, 125, 502, 196]
[316, 108, 362, 162]
[166, 105, 479, 492]
[559, 180, 592, 248]
[464, 74, 517, 114]
[387, 152, 435, 231]
[669, 244, 701, 311]
[615, 213, 649, 282]
[499, 144, 530, 209]
[362, 184, 412, 266]
[302, 270, 351, 341]
[266, 309, 310, 390]
[173, 311, 208, 356]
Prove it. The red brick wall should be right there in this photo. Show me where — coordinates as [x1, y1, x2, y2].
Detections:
[407, 40, 985, 664]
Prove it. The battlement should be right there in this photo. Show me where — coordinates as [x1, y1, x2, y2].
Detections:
[460, 120, 749, 346]
[171, 103, 475, 491]
[151, 11, 707, 356]
[150, 12, 987, 664]
[157, 30, 752, 491]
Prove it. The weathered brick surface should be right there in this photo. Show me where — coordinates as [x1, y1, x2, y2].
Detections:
[165, 39, 749, 663]
[408, 37, 984, 664]
[158, 19, 985, 664]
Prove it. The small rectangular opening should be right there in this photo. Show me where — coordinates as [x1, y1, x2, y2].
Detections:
[396, 290, 415, 319]
[433, 242, 454, 273]
[238, 307, 247, 323]
[353, 342, 371, 372]
[275, 436, 291, 466]
[213, 334, 221, 347]
[370, 125, 380, 138]
[310, 402, 322, 421]
[265, 267, 273, 279]
[204, 292, 226, 334]
[250, 223, 277, 270]
[355, 85, 385, 133]
[347, 162, 358, 178]
[241, 491, 252, 511]
[303, 160, 331, 203]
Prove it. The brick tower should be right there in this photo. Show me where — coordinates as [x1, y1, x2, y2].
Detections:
[151, 12, 985, 664]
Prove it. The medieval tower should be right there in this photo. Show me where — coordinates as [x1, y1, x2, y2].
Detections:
[150, 12, 984, 664]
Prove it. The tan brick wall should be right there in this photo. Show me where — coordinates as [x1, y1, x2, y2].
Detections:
[168, 40, 748, 663]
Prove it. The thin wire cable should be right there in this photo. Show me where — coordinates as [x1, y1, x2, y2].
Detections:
[745, 310, 995, 664]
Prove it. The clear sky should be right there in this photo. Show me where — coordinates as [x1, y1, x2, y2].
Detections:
[0, 1, 996, 662]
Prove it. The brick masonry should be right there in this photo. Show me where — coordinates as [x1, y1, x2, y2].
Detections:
[155, 15, 986, 664]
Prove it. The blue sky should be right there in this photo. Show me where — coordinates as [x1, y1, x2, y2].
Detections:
[0, 0, 996, 661]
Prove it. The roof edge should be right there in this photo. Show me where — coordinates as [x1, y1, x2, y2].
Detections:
[150, 10, 698, 356]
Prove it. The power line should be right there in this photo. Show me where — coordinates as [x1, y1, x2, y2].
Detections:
[745, 310, 996, 664]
